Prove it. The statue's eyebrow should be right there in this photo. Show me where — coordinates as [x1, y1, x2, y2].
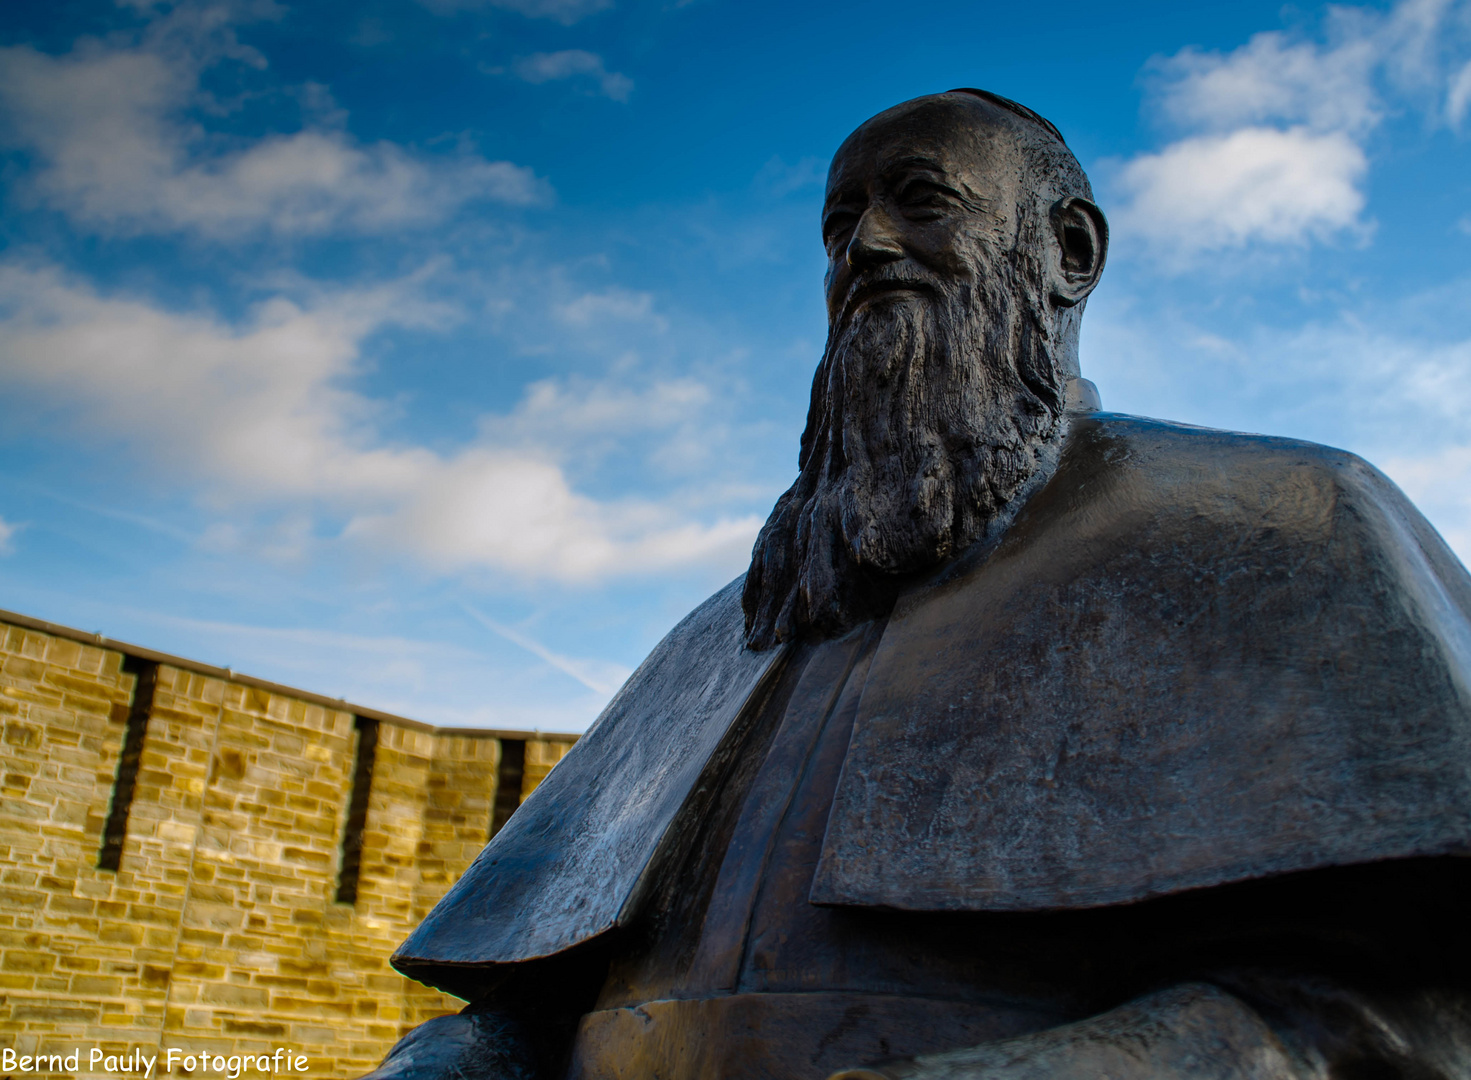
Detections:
[823, 183, 863, 212]
[879, 154, 947, 179]
[822, 155, 951, 214]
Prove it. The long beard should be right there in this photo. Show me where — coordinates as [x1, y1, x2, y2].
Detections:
[743, 257, 1065, 650]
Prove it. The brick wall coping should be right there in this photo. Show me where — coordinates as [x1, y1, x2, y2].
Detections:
[0, 605, 581, 743]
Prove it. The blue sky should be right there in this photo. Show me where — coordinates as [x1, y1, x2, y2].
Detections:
[1, 0, 1468, 731]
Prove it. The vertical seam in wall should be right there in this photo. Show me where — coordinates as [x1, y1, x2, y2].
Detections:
[336, 715, 379, 904]
[488, 737, 526, 839]
[100, 657, 159, 871]
[155, 678, 229, 1055]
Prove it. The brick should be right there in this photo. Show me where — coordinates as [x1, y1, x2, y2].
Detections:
[2, 721, 42, 748]
[11, 1004, 99, 1022]
[69, 974, 122, 995]
[0, 614, 576, 1075]
[4, 950, 57, 973]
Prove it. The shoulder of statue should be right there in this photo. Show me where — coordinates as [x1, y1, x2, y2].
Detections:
[1069, 410, 1369, 473]
[394, 572, 782, 985]
[1042, 411, 1413, 531]
[817, 411, 1471, 914]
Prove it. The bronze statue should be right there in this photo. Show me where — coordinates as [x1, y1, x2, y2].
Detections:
[363, 91, 1471, 1079]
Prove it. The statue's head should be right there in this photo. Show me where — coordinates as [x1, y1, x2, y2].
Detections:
[743, 91, 1107, 649]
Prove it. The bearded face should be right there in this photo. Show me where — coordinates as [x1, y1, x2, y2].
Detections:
[741, 205, 1066, 649]
[741, 93, 1100, 650]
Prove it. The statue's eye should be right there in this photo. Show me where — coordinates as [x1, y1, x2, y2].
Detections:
[822, 210, 859, 249]
[898, 180, 947, 210]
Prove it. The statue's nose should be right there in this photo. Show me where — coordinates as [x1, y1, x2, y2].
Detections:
[846, 207, 905, 270]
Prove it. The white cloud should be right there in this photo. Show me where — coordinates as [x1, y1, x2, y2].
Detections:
[556, 288, 664, 328]
[1148, 32, 1381, 135]
[0, 264, 761, 584]
[414, 0, 613, 24]
[1114, 0, 1471, 259]
[0, 15, 548, 238]
[492, 375, 708, 444]
[1449, 59, 1471, 125]
[340, 448, 758, 581]
[510, 50, 632, 102]
[1116, 127, 1368, 254]
[0, 516, 18, 555]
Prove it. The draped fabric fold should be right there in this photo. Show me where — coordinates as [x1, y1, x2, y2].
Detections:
[396, 415, 1471, 998]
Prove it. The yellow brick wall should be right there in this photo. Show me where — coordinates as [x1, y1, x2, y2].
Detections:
[0, 617, 577, 1076]
[520, 738, 574, 800]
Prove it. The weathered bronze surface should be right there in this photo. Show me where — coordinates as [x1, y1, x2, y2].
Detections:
[815, 413, 1471, 911]
[394, 577, 785, 987]
[364, 89, 1471, 1079]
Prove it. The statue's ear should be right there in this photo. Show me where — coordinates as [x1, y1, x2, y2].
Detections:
[1049, 196, 1108, 307]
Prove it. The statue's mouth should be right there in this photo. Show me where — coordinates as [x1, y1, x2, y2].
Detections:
[842, 278, 936, 322]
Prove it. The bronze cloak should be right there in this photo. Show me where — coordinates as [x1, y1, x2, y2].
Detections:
[394, 414, 1471, 996]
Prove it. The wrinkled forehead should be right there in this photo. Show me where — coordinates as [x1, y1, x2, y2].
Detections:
[826, 95, 1021, 205]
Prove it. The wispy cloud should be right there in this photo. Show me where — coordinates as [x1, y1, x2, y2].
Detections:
[556, 288, 664, 328]
[1383, 443, 1471, 558]
[754, 155, 826, 198]
[0, 263, 761, 583]
[1449, 58, 1471, 125]
[508, 50, 632, 101]
[460, 603, 630, 695]
[98, 606, 615, 730]
[1112, 0, 1471, 261]
[414, 0, 613, 24]
[485, 375, 709, 450]
[0, 5, 548, 238]
[0, 516, 19, 555]
[1084, 277, 1471, 564]
[26, 487, 197, 545]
